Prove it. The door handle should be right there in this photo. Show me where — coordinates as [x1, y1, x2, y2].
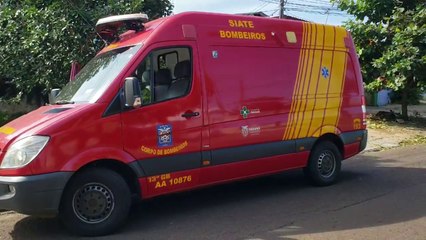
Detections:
[181, 111, 200, 118]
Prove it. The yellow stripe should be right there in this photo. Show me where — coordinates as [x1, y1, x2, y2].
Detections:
[284, 24, 349, 140]
[334, 29, 349, 129]
[298, 25, 322, 138]
[289, 23, 311, 140]
[284, 23, 307, 140]
[315, 26, 335, 136]
[288, 24, 306, 139]
[320, 27, 338, 135]
[0, 126, 16, 135]
[321, 27, 347, 135]
[306, 25, 325, 137]
[308, 25, 330, 137]
[293, 24, 315, 139]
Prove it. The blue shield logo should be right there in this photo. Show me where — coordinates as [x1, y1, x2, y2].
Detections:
[157, 124, 173, 147]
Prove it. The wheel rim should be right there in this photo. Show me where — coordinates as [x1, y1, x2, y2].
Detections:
[317, 150, 336, 178]
[72, 183, 115, 224]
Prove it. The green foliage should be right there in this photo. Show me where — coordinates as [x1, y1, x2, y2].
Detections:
[0, 111, 26, 126]
[0, 0, 173, 102]
[400, 135, 426, 146]
[332, 0, 400, 23]
[373, 6, 426, 90]
[332, 0, 426, 119]
[0, 112, 9, 126]
[390, 88, 423, 105]
[365, 77, 388, 92]
[344, 20, 389, 85]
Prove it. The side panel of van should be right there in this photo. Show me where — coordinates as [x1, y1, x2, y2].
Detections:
[123, 17, 365, 198]
[199, 45, 308, 183]
[194, 22, 359, 184]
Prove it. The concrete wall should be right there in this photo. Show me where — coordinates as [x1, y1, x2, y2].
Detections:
[0, 101, 37, 114]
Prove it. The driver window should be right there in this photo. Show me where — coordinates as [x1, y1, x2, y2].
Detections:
[133, 56, 153, 105]
[131, 47, 192, 105]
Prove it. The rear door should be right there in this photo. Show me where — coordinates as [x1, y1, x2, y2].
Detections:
[121, 42, 202, 196]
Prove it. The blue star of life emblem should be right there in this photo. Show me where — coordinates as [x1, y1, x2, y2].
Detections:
[321, 67, 330, 79]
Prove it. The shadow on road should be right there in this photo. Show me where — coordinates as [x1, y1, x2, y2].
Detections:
[9, 150, 426, 239]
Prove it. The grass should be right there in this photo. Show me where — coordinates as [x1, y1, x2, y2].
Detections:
[366, 119, 389, 129]
[367, 114, 426, 149]
[367, 113, 426, 131]
[400, 135, 426, 147]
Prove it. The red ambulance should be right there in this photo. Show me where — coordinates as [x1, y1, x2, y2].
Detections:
[0, 12, 367, 235]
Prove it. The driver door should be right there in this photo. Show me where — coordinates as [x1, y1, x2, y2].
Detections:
[121, 43, 202, 196]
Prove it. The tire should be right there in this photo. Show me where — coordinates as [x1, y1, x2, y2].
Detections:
[304, 141, 342, 186]
[59, 168, 131, 236]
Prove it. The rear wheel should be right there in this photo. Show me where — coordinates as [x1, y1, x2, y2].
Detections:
[59, 168, 131, 236]
[304, 141, 342, 186]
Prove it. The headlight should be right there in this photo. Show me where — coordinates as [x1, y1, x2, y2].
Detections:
[1, 136, 50, 169]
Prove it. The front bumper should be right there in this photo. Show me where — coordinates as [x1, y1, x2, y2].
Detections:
[0, 172, 73, 216]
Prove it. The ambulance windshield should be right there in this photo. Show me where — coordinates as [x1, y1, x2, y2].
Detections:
[55, 45, 141, 104]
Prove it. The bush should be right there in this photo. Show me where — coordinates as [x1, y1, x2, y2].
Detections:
[0, 112, 10, 126]
[0, 111, 26, 126]
[390, 89, 423, 105]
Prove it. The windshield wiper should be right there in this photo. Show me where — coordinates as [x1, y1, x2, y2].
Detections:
[55, 100, 75, 105]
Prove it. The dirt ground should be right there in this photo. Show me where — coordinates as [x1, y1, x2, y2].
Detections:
[368, 101, 426, 118]
[366, 103, 426, 151]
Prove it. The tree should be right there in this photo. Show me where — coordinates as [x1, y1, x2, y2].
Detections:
[332, 0, 426, 120]
[0, 0, 173, 105]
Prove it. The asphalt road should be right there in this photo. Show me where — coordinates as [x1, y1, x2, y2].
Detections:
[0, 145, 425, 240]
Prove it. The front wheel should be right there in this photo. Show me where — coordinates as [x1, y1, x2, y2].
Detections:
[304, 141, 342, 186]
[59, 168, 131, 236]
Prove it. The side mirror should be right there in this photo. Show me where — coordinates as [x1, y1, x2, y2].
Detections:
[124, 77, 142, 109]
[49, 88, 61, 105]
[69, 61, 81, 82]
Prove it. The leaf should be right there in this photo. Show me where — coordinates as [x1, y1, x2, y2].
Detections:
[0, 1, 173, 103]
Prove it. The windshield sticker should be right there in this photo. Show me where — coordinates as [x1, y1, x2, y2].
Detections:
[141, 141, 188, 156]
[0, 126, 16, 135]
[157, 124, 173, 147]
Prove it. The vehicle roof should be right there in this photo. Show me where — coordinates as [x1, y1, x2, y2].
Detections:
[98, 11, 351, 54]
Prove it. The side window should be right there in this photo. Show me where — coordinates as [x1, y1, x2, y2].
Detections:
[132, 47, 192, 105]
